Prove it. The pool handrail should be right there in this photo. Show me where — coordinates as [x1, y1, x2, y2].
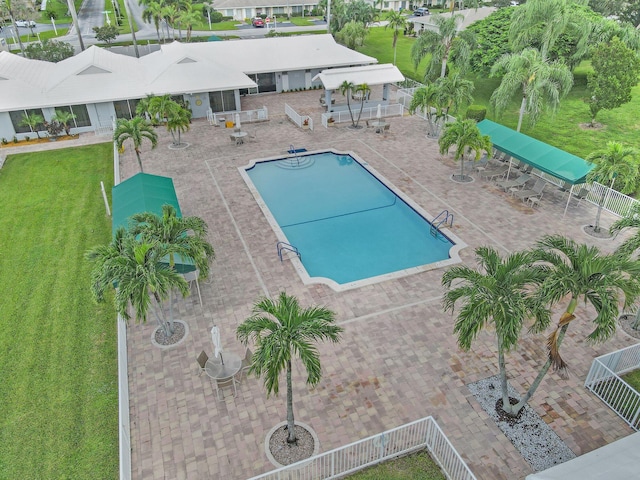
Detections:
[277, 241, 301, 261]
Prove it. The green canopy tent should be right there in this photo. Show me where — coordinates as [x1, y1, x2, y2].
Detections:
[111, 173, 195, 273]
[477, 120, 595, 215]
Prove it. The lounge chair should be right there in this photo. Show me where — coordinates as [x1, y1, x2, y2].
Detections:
[496, 173, 531, 191]
[482, 165, 510, 181]
[512, 178, 547, 203]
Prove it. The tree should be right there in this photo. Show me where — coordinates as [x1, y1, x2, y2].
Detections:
[51, 110, 77, 136]
[511, 235, 640, 416]
[408, 84, 446, 138]
[586, 142, 640, 233]
[135, 94, 156, 123]
[354, 83, 370, 128]
[19, 112, 44, 139]
[236, 292, 342, 443]
[166, 105, 191, 145]
[339, 80, 356, 127]
[162, 4, 180, 39]
[443, 246, 550, 417]
[410, 13, 475, 81]
[438, 118, 492, 181]
[436, 73, 475, 118]
[2, 0, 26, 55]
[466, 7, 515, 75]
[179, 6, 201, 42]
[620, 0, 640, 27]
[335, 20, 368, 50]
[587, 37, 640, 126]
[148, 94, 178, 124]
[344, 0, 376, 26]
[93, 24, 119, 45]
[142, 0, 165, 43]
[385, 10, 406, 66]
[24, 40, 75, 62]
[490, 47, 573, 132]
[86, 227, 190, 337]
[113, 117, 158, 173]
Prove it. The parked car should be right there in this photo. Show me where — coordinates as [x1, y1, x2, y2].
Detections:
[413, 7, 429, 16]
[15, 20, 36, 27]
[252, 17, 264, 27]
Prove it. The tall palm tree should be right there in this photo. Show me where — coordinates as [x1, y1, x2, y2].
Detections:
[19, 112, 44, 139]
[354, 83, 370, 128]
[410, 13, 475, 81]
[490, 47, 573, 132]
[86, 227, 190, 337]
[3, 0, 26, 54]
[339, 80, 356, 127]
[586, 142, 640, 233]
[611, 203, 640, 329]
[510, 235, 640, 416]
[113, 117, 158, 173]
[438, 118, 492, 181]
[385, 10, 406, 65]
[409, 84, 445, 138]
[142, 0, 165, 43]
[443, 247, 550, 417]
[162, 4, 179, 39]
[436, 73, 475, 118]
[179, 6, 201, 42]
[237, 292, 343, 443]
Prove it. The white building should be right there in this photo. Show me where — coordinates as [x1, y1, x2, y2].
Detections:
[0, 35, 376, 141]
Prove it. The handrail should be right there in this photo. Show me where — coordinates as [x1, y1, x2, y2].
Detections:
[277, 241, 301, 261]
[431, 210, 453, 237]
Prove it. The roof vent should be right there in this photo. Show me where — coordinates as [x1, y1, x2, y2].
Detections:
[77, 65, 111, 75]
[177, 57, 197, 64]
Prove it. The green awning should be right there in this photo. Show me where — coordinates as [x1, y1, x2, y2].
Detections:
[112, 173, 195, 273]
[477, 120, 594, 185]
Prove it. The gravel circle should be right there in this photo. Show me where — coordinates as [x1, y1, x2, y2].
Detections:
[468, 375, 576, 472]
[583, 225, 613, 239]
[154, 322, 186, 346]
[268, 425, 315, 466]
[619, 315, 640, 339]
[450, 174, 474, 184]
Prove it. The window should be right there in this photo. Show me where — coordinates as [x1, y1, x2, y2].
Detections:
[9, 109, 44, 134]
[54, 105, 91, 128]
[256, 73, 276, 93]
[208, 90, 237, 112]
[113, 99, 140, 119]
[272, 6, 284, 13]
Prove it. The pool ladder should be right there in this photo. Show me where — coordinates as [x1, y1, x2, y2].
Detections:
[289, 144, 300, 167]
[431, 210, 453, 237]
[277, 241, 301, 261]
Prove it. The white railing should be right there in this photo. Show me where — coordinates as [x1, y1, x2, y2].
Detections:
[208, 107, 269, 126]
[95, 125, 114, 136]
[247, 416, 476, 480]
[585, 342, 640, 431]
[588, 181, 638, 218]
[320, 104, 404, 128]
[285, 103, 313, 130]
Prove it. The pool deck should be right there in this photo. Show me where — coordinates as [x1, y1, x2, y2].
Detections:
[111, 89, 639, 480]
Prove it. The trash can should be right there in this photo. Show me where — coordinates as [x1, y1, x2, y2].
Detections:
[225, 120, 235, 128]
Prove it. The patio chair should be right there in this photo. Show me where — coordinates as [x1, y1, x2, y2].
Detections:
[570, 187, 590, 206]
[182, 269, 202, 308]
[215, 375, 237, 401]
[475, 154, 490, 173]
[482, 165, 510, 181]
[238, 347, 253, 383]
[496, 173, 531, 191]
[512, 178, 547, 203]
[196, 350, 209, 376]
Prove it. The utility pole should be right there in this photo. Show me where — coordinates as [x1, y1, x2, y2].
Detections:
[122, 0, 139, 58]
[326, 0, 331, 34]
[66, 0, 85, 51]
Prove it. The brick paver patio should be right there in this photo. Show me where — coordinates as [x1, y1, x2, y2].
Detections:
[27, 89, 635, 480]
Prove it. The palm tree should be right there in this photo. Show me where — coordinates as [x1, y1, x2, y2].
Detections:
[162, 4, 179, 39]
[179, 6, 201, 42]
[509, 235, 640, 416]
[142, 0, 165, 43]
[490, 47, 574, 132]
[438, 118, 492, 181]
[611, 203, 640, 329]
[113, 117, 158, 173]
[148, 95, 178, 125]
[586, 142, 640, 233]
[3, 0, 26, 55]
[443, 247, 550, 417]
[86, 227, 190, 337]
[166, 105, 192, 146]
[51, 110, 76, 136]
[436, 73, 475, 118]
[385, 10, 406, 65]
[408, 84, 445, 138]
[19, 112, 44, 139]
[339, 80, 356, 127]
[135, 94, 156, 122]
[354, 83, 370, 128]
[336, 20, 368, 49]
[237, 292, 342, 443]
[410, 13, 475, 81]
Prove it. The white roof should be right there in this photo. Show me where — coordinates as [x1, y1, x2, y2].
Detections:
[526, 432, 640, 480]
[311, 64, 404, 90]
[0, 35, 375, 112]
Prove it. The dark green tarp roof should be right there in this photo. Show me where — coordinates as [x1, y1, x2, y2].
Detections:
[477, 119, 594, 185]
[112, 173, 195, 273]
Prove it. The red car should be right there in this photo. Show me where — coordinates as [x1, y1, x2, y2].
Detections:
[252, 17, 264, 27]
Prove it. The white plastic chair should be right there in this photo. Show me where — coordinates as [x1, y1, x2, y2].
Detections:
[181, 269, 202, 307]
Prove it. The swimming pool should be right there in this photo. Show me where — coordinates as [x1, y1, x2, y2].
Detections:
[240, 150, 465, 291]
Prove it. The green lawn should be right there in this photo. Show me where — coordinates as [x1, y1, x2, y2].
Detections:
[359, 26, 640, 159]
[0, 143, 118, 478]
[348, 450, 446, 479]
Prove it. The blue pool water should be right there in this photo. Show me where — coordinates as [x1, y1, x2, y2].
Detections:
[244, 151, 456, 286]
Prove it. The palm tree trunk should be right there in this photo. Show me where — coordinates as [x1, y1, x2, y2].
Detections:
[134, 150, 144, 172]
[124, 0, 140, 58]
[460, 151, 465, 178]
[594, 178, 614, 232]
[517, 96, 527, 132]
[498, 340, 514, 415]
[346, 95, 355, 127]
[286, 359, 296, 443]
[152, 292, 173, 337]
[440, 58, 447, 78]
[355, 98, 365, 127]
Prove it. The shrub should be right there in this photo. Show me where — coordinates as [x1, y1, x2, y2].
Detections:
[13, 136, 18, 143]
[25, 135, 30, 141]
[465, 105, 487, 122]
[1, 138, 8, 145]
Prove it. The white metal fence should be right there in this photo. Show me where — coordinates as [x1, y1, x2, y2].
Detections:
[285, 103, 313, 130]
[585, 342, 640, 431]
[320, 104, 404, 128]
[247, 416, 476, 480]
[207, 107, 269, 126]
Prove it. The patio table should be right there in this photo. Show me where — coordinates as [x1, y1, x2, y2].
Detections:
[230, 131, 248, 145]
[205, 352, 242, 379]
